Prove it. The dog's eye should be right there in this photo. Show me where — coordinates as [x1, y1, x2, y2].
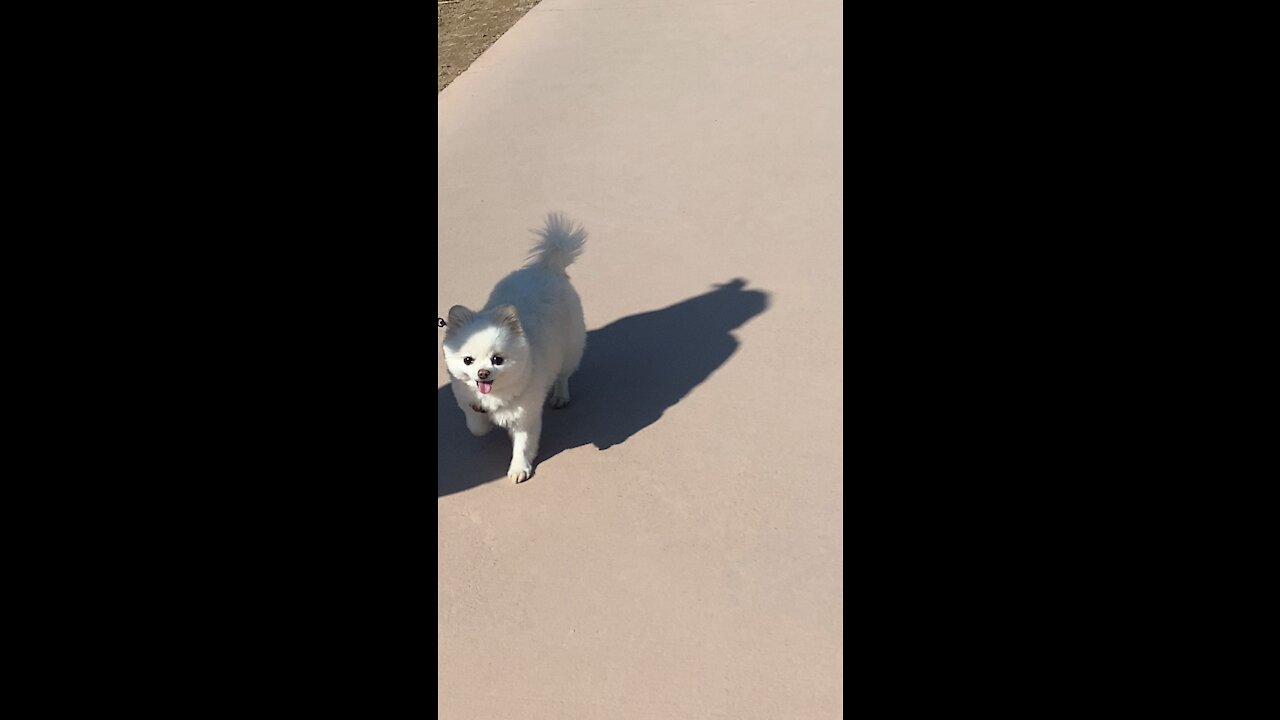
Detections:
[462, 356, 474, 366]
[492, 356, 504, 366]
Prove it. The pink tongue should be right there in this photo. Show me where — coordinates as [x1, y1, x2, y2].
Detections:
[478, 382, 493, 394]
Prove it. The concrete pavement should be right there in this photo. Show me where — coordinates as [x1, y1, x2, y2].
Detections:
[438, 1, 842, 716]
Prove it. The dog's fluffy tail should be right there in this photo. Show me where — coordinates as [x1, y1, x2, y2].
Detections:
[527, 212, 586, 275]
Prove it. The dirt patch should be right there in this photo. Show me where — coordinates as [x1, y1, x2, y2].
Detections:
[438, 0, 543, 92]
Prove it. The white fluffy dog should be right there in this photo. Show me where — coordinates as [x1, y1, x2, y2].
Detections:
[441, 214, 587, 483]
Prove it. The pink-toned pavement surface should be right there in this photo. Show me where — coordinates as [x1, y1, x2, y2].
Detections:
[438, 1, 842, 717]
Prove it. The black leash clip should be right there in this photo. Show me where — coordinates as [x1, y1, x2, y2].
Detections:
[438, 317, 447, 328]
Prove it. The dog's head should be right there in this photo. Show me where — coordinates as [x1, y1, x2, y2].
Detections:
[441, 304, 531, 397]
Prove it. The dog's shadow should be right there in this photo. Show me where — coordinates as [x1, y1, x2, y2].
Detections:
[437, 278, 769, 496]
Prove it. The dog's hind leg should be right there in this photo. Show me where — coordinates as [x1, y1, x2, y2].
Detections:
[548, 374, 571, 409]
[550, 314, 585, 409]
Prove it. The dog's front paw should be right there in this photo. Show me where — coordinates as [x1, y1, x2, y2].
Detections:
[465, 412, 493, 436]
[548, 395, 570, 409]
[508, 463, 532, 484]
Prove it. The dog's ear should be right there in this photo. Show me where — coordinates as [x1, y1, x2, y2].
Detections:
[446, 305, 474, 332]
[491, 305, 523, 335]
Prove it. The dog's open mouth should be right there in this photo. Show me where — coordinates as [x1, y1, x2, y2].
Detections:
[477, 381, 493, 394]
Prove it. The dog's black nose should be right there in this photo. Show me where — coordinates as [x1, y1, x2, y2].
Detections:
[477, 369, 490, 380]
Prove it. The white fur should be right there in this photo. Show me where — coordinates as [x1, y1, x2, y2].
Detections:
[441, 213, 587, 483]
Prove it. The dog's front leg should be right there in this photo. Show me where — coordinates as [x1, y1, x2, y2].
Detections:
[507, 407, 542, 484]
[463, 407, 493, 436]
